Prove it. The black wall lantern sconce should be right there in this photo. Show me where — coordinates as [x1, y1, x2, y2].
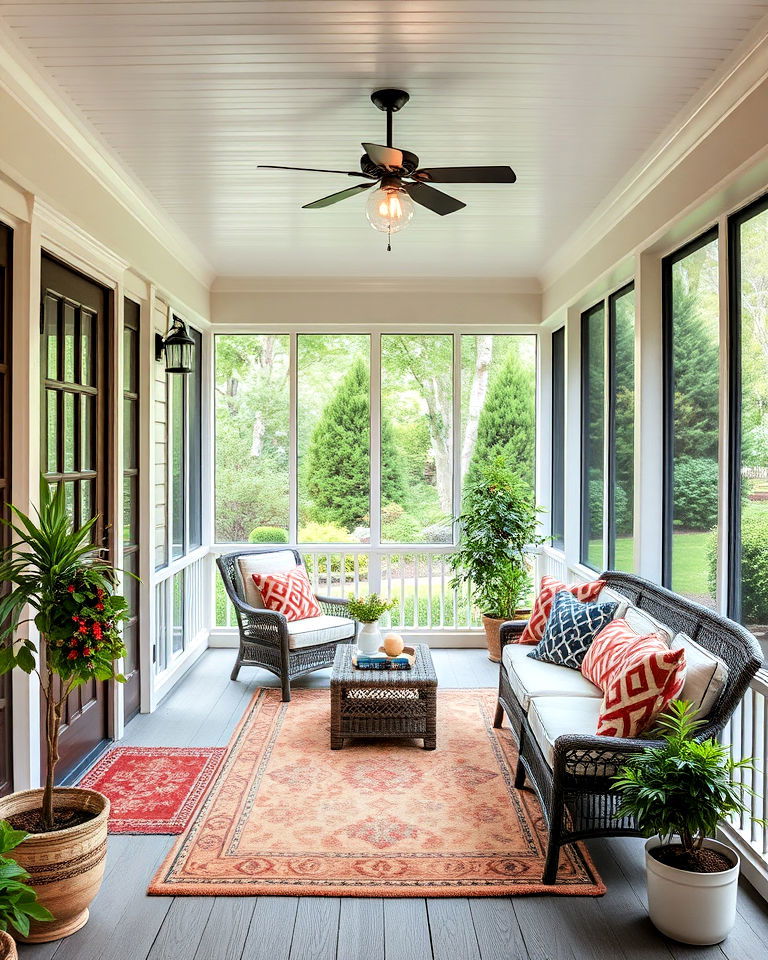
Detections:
[155, 315, 195, 374]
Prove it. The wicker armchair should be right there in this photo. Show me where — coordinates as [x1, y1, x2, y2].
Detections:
[493, 571, 763, 883]
[217, 547, 358, 701]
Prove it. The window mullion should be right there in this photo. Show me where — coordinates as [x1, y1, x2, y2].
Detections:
[451, 333, 462, 543]
[369, 333, 382, 592]
[288, 332, 298, 544]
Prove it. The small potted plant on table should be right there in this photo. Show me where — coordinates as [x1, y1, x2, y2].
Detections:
[613, 701, 762, 945]
[0, 480, 128, 942]
[447, 457, 544, 661]
[347, 594, 398, 655]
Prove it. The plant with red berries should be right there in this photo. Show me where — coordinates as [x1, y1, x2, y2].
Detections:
[0, 480, 129, 830]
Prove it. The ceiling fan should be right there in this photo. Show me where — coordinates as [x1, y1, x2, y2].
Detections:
[258, 89, 516, 249]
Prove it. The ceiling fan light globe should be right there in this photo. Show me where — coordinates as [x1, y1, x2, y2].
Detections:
[365, 185, 414, 234]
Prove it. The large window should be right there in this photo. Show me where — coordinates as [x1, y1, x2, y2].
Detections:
[551, 327, 565, 549]
[214, 333, 537, 545]
[663, 230, 719, 605]
[581, 302, 606, 569]
[608, 284, 635, 570]
[729, 196, 768, 658]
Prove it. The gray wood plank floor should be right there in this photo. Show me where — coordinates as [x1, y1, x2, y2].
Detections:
[19, 649, 768, 960]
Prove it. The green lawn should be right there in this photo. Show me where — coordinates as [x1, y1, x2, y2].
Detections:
[613, 531, 714, 600]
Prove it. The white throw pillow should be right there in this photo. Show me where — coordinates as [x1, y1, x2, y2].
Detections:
[596, 586, 629, 620]
[671, 632, 729, 718]
[237, 550, 299, 608]
[624, 605, 674, 647]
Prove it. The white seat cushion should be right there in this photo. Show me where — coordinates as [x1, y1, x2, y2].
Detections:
[237, 551, 299, 608]
[526, 696, 604, 770]
[502, 643, 602, 711]
[671, 632, 728, 717]
[286, 615, 355, 650]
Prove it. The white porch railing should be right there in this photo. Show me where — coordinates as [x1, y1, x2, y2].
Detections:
[153, 548, 211, 676]
[212, 544, 483, 633]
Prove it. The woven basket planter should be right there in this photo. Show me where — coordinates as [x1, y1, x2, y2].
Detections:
[0, 931, 17, 960]
[0, 788, 109, 943]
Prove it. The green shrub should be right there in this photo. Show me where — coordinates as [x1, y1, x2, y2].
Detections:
[248, 526, 289, 544]
[381, 503, 422, 544]
[673, 456, 719, 529]
[709, 505, 768, 624]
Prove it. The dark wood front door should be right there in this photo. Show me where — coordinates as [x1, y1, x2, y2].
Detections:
[41, 254, 112, 781]
[122, 298, 141, 721]
[0, 223, 13, 796]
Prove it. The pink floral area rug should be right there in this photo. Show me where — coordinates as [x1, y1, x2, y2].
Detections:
[79, 747, 226, 834]
[148, 689, 604, 897]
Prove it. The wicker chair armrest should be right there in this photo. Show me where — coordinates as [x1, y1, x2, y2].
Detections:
[499, 619, 528, 648]
[230, 597, 289, 640]
[314, 595, 353, 617]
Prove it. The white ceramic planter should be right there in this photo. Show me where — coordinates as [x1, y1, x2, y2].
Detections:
[357, 621, 382, 655]
[644, 837, 739, 945]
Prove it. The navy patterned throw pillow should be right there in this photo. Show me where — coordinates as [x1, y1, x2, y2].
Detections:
[527, 589, 618, 671]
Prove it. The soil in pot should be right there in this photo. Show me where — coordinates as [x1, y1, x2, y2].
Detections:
[650, 843, 733, 873]
[7, 806, 96, 834]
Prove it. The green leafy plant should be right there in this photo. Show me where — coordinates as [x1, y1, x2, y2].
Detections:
[0, 480, 129, 830]
[346, 593, 398, 623]
[248, 526, 289, 544]
[447, 457, 545, 620]
[613, 701, 763, 865]
[0, 820, 52, 937]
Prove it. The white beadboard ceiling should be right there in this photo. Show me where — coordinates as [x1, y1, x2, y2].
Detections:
[2, 1, 768, 278]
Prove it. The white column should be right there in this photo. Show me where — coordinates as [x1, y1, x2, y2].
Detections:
[563, 304, 583, 574]
[716, 215, 731, 614]
[634, 250, 664, 582]
[536, 327, 553, 539]
[369, 333, 382, 595]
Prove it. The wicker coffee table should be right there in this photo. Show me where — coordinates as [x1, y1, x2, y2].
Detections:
[330, 643, 438, 750]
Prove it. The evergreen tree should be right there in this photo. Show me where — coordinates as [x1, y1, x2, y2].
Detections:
[464, 349, 536, 497]
[306, 359, 404, 530]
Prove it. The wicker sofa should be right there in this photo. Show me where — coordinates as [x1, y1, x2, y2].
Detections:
[493, 571, 763, 883]
[217, 547, 358, 701]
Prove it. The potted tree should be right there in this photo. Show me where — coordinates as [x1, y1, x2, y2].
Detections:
[0, 480, 128, 942]
[0, 819, 53, 957]
[347, 594, 398, 655]
[448, 457, 545, 661]
[613, 701, 762, 945]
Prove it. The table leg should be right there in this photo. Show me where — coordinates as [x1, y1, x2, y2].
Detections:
[330, 686, 343, 749]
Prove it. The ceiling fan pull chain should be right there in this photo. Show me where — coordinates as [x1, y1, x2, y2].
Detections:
[387, 224, 392, 252]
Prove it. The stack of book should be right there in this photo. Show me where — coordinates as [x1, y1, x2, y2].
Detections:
[352, 648, 415, 670]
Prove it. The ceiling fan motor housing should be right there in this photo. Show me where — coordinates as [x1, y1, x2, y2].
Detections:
[360, 150, 419, 179]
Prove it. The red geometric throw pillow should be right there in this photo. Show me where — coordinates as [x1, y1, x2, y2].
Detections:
[518, 575, 605, 644]
[252, 568, 321, 622]
[582, 619, 686, 738]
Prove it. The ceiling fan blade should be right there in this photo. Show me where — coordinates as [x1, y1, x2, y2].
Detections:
[259, 164, 372, 178]
[302, 182, 376, 209]
[404, 181, 466, 216]
[414, 165, 516, 184]
[362, 143, 403, 169]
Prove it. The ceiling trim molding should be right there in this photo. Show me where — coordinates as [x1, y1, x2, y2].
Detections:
[540, 16, 768, 289]
[0, 22, 215, 288]
[211, 276, 542, 295]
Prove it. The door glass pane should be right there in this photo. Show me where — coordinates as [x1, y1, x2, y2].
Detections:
[80, 478, 94, 526]
[297, 334, 370, 542]
[63, 392, 75, 472]
[63, 480, 75, 523]
[612, 286, 635, 571]
[46, 389, 58, 473]
[81, 395, 93, 470]
[551, 327, 565, 549]
[734, 205, 768, 661]
[581, 304, 605, 570]
[215, 334, 291, 543]
[80, 311, 94, 386]
[123, 325, 137, 393]
[668, 236, 719, 605]
[123, 398, 136, 470]
[381, 334, 453, 543]
[123, 475, 137, 546]
[63, 303, 76, 383]
[44, 296, 58, 380]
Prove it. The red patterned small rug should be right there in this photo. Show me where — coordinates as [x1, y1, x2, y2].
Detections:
[79, 747, 226, 834]
[149, 689, 604, 897]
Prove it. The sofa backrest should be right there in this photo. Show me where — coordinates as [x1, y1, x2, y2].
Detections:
[602, 571, 763, 737]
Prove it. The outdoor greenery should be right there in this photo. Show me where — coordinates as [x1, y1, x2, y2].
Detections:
[673, 457, 719, 530]
[448, 458, 544, 620]
[0, 820, 52, 938]
[613, 701, 760, 864]
[0, 480, 128, 830]
[346, 593, 398, 623]
[248, 526, 289, 544]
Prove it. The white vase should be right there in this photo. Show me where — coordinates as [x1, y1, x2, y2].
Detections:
[644, 837, 740, 945]
[357, 620, 382, 655]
